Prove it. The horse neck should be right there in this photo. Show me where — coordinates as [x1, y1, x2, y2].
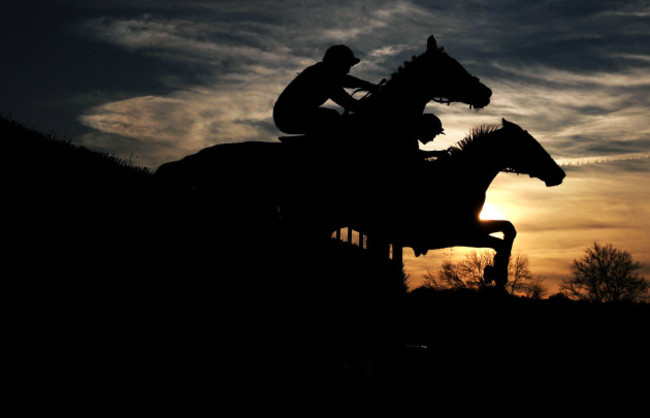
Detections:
[374, 58, 434, 114]
[451, 131, 508, 193]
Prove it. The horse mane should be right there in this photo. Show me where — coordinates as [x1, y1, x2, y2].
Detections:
[383, 53, 427, 89]
[356, 52, 431, 113]
[379, 47, 461, 106]
[449, 123, 502, 156]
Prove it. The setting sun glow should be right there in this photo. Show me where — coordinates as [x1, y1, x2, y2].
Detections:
[479, 203, 505, 220]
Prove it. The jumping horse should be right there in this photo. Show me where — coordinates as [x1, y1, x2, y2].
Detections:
[343, 119, 566, 289]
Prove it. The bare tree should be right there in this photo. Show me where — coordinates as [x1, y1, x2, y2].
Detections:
[506, 253, 531, 295]
[560, 242, 649, 303]
[423, 251, 492, 290]
[506, 254, 547, 298]
[518, 275, 548, 299]
[423, 250, 545, 297]
[462, 251, 494, 288]
[423, 260, 465, 290]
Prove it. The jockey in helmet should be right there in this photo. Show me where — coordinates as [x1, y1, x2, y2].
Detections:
[413, 113, 449, 159]
[273, 45, 379, 135]
[417, 113, 445, 145]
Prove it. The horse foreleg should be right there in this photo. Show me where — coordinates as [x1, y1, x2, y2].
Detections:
[478, 220, 517, 290]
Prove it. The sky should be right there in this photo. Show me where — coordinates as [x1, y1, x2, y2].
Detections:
[2, 0, 649, 293]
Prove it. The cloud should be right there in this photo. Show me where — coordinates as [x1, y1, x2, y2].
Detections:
[320, 1, 430, 42]
[73, 1, 457, 168]
[79, 15, 297, 68]
[72, 1, 650, 173]
[598, 1, 650, 18]
[610, 53, 650, 63]
[557, 152, 650, 167]
[420, 58, 650, 163]
[78, 82, 281, 168]
[492, 63, 650, 88]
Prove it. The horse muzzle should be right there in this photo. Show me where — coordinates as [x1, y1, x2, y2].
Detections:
[544, 170, 566, 187]
[468, 85, 492, 109]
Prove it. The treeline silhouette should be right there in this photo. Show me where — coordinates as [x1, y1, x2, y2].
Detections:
[4, 115, 646, 413]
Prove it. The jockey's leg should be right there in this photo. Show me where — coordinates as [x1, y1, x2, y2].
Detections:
[274, 107, 343, 136]
[306, 108, 344, 136]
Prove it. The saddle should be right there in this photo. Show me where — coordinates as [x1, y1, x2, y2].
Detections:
[278, 133, 350, 155]
[278, 131, 363, 152]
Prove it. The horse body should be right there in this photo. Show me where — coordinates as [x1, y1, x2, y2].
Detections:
[349, 119, 566, 286]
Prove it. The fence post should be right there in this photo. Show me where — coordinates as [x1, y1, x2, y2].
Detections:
[392, 243, 403, 265]
[367, 235, 390, 259]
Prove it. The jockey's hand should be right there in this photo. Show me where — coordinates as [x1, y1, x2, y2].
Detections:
[364, 79, 384, 93]
[368, 82, 382, 93]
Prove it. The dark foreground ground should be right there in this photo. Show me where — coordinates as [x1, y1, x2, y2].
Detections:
[5, 116, 647, 415]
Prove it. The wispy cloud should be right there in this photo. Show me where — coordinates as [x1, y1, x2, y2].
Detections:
[79, 15, 298, 67]
[556, 152, 650, 166]
[610, 53, 650, 63]
[78, 82, 281, 168]
[74, 1, 456, 168]
[320, 1, 429, 41]
[491, 63, 650, 88]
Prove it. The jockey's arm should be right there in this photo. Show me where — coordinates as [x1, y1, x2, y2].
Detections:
[343, 75, 378, 92]
[328, 76, 378, 112]
[329, 86, 361, 111]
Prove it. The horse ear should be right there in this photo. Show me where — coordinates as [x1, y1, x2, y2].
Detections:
[427, 35, 437, 51]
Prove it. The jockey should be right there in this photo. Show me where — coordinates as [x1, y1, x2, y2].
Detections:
[273, 44, 379, 135]
[406, 113, 447, 160]
[417, 113, 445, 146]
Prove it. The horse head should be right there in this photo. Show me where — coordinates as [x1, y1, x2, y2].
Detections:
[500, 119, 565, 187]
[423, 35, 492, 109]
[359, 35, 492, 120]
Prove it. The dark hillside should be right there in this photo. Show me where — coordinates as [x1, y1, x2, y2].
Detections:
[4, 116, 647, 413]
[2, 115, 151, 202]
[2, 115, 409, 390]
[3, 116, 154, 280]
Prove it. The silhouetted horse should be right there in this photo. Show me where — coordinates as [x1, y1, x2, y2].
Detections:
[336, 119, 565, 289]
